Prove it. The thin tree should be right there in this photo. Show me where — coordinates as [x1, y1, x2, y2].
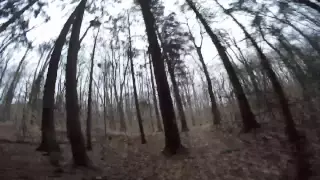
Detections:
[128, 12, 146, 144]
[2, 47, 30, 122]
[185, 19, 221, 125]
[147, 52, 163, 132]
[86, 21, 101, 151]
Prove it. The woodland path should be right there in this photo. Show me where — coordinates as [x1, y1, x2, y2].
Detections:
[0, 124, 318, 180]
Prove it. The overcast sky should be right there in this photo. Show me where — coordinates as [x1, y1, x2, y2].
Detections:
[4, 0, 289, 92]
[22, 0, 250, 70]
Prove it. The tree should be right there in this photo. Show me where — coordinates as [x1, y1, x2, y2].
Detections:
[36, 4, 78, 153]
[108, 17, 128, 132]
[29, 43, 52, 125]
[86, 19, 101, 151]
[65, 0, 89, 166]
[128, 11, 146, 144]
[185, 18, 222, 125]
[147, 52, 163, 132]
[2, 46, 30, 122]
[160, 12, 189, 132]
[216, 1, 311, 178]
[185, 0, 260, 132]
[138, 0, 184, 155]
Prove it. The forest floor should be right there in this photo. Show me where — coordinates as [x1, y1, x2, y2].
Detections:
[0, 123, 319, 180]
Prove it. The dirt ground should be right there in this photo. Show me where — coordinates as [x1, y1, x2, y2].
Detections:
[0, 123, 319, 180]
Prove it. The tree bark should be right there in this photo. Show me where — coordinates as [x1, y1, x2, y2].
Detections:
[138, 0, 183, 155]
[217, 2, 311, 178]
[148, 53, 163, 132]
[198, 48, 222, 125]
[3, 48, 29, 122]
[36, 5, 78, 153]
[186, 0, 260, 132]
[128, 14, 146, 143]
[86, 27, 100, 151]
[166, 60, 189, 132]
[186, 23, 221, 125]
[65, 0, 89, 166]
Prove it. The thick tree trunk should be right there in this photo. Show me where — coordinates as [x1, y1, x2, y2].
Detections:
[138, 0, 183, 155]
[37, 5, 78, 153]
[166, 60, 189, 132]
[0, 0, 37, 34]
[86, 27, 100, 151]
[65, 0, 89, 166]
[186, 0, 260, 132]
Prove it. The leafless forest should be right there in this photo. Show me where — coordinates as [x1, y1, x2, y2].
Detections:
[0, 0, 320, 179]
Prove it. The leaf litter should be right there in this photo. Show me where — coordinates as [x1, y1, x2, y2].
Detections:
[0, 123, 319, 180]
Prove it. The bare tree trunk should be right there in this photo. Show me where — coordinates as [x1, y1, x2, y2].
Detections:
[3, 47, 29, 122]
[86, 27, 100, 151]
[166, 60, 189, 132]
[145, 56, 154, 131]
[79, 25, 92, 44]
[138, 0, 184, 155]
[217, 2, 311, 178]
[148, 53, 163, 132]
[186, 0, 260, 132]
[186, 21, 221, 125]
[128, 13, 146, 143]
[37, 5, 78, 153]
[113, 62, 129, 132]
[65, 0, 89, 166]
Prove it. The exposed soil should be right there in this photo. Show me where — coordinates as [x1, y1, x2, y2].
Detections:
[0, 123, 319, 180]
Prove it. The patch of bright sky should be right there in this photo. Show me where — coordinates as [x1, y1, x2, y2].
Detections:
[23, 0, 250, 71]
[13, 0, 316, 89]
